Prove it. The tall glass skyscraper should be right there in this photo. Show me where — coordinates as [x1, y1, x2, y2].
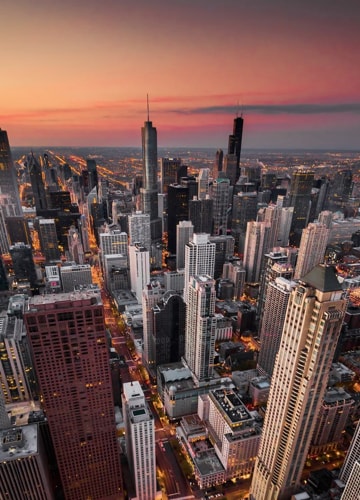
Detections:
[0, 129, 22, 215]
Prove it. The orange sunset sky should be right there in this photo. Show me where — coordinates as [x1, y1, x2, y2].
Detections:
[1, 0, 360, 149]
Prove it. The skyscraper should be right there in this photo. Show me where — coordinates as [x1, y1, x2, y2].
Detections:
[339, 418, 360, 490]
[288, 168, 314, 246]
[140, 100, 162, 241]
[184, 233, 215, 302]
[228, 115, 244, 183]
[0, 426, 54, 499]
[142, 280, 165, 369]
[184, 275, 217, 384]
[167, 183, 189, 254]
[189, 195, 213, 234]
[294, 222, 329, 280]
[160, 157, 183, 193]
[211, 175, 230, 236]
[0, 129, 22, 216]
[128, 211, 151, 251]
[27, 152, 48, 213]
[38, 218, 60, 262]
[257, 277, 295, 377]
[176, 220, 194, 269]
[24, 291, 123, 500]
[122, 381, 156, 500]
[129, 244, 150, 303]
[243, 221, 271, 283]
[250, 265, 347, 500]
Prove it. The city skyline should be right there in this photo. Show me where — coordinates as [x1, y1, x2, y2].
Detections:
[1, 0, 360, 150]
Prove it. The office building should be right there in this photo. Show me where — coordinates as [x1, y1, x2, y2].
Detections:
[27, 152, 48, 213]
[228, 116, 244, 182]
[202, 388, 262, 479]
[103, 254, 129, 292]
[176, 220, 194, 269]
[288, 169, 314, 246]
[5, 216, 31, 246]
[222, 260, 246, 300]
[189, 195, 213, 234]
[128, 211, 151, 251]
[60, 263, 92, 292]
[160, 157, 183, 193]
[0, 129, 22, 215]
[257, 277, 296, 377]
[257, 203, 283, 250]
[122, 381, 156, 500]
[167, 183, 189, 254]
[257, 249, 294, 325]
[0, 312, 35, 403]
[213, 148, 224, 179]
[24, 291, 123, 500]
[129, 244, 150, 303]
[67, 225, 85, 264]
[9, 243, 37, 289]
[0, 426, 54, 499]
[341, 461, 360, 500]
[184, 233, 215, 302]
[250, 265, 347, 500]
[294, 222, 329, 280]
[38, 218, 60, 262]
[243, 221, 271, 283]
[142, 280, 165, 369]
[0, 210, 10, 254]
[277, 205, 294, 246]
[140, 106, 162, 241]
[209, 234, 235, 280]
[310, 387, 354, 452]
[99, 229, 128, 269]
[198, 168, 210, 200]
[224, 153, 238, 185]
[231, 190, 258, 254]
[339, 418, 360, 487]
[45, 265, 62, 293]
[184, 275, 217, 384]
[152, 291, 186, 368]
[211, 175, 230, 236]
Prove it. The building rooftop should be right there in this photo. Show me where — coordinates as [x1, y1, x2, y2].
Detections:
[28, 290, 102, 310]
[302, 264, 342, 292]
[0, 425, 38, 461]
[210, 388, 252, 425]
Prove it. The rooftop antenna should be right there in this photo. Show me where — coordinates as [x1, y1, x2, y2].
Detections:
[147, 93, 150, 121]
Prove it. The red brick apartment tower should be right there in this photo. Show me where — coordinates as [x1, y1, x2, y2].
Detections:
[24, 291, 123, 500]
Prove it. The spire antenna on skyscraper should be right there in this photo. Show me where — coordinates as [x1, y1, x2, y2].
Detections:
[147, 93, 150, 121]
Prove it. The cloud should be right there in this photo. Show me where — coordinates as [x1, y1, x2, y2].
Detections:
[168, 103, 360, 116]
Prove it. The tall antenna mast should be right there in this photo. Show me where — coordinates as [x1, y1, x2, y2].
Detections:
[147, 93, 150, 121]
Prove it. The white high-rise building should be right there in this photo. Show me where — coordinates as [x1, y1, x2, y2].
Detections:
[340, 419, 360, 492]
[257, 203, 282, 250]
[250, 265, 347, 500]
[294, 222, 329, 279]
[184, 233, 215, 302]
[184, 275, 217, 384]
[128, 211, 151, 251]
[129, 244, 150, 303]
[99, 229, 128, 266]
[243, 221, 271, 283]
[198, 168, 210, 200]
[122, 381, 156, 500]
[176, 220, 194, 270]
[277, 205, 294, 247]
